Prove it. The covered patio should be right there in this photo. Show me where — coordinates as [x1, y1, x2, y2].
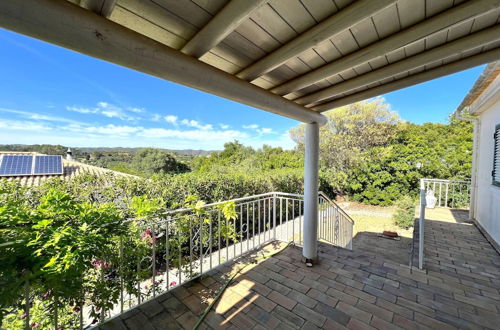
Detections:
[1, 0, 500, 328]
[101, 208, 500, 330]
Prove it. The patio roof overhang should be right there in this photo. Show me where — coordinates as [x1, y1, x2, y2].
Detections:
[1, 0, 499, 125]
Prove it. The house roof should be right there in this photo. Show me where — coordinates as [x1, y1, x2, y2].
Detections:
[0, 1, 499, 123]
[456, 61, 500, 113]
[0, 152, 134, 187]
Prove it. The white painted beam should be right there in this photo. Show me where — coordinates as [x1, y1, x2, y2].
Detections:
[0, 0, 326, 125]
[272, 0, 500, 96]
[311, 47, 500, 112]
[80, 0, 116, 17]
[236, 0, 398, 81]
[296, 25, 500, 106]
[181, 0, 268, 58]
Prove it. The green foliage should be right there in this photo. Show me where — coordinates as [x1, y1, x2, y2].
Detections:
[290, 99, 473, 205]
[0, 175, 239, 328]
[131, 148, 189, 176]
[393, 196, 416, 229]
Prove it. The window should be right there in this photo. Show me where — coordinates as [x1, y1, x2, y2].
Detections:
[494, 124, 500, 187]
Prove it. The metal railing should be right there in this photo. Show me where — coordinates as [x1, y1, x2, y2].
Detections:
[14, 191, 353, 329]
[415, 178, 471, 269]
[421, 178, 471, 209]
[318, 192, 354, 250]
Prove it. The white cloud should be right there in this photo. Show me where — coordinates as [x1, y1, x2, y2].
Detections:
[128, 107, 145, 113]
[0, 119, 52, 131]
[258, 127, 273, 134]
[180, 119, 213, 130]
[66, 102, 140, 121]
[151, 113, 162, 122]
[243, 124, 259, 130]
[164, 115, 178, 125]
[219, 124, 230, 129]
[242, 123, 273, 135]
[66, 106, 98, 114]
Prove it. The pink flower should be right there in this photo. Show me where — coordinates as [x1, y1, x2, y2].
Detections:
[31, 322, 39, 328]
[72, 307, 80, 313]
[169, 281, 177, 287]
[19, 313, 27, 319]
[141, 229, 157, 244]
[91, 259, 109, 269]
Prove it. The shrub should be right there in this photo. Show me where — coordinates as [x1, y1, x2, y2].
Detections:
[393, 196, 416, 229]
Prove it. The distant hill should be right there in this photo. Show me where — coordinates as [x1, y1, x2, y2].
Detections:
[0, 145, 217, 156]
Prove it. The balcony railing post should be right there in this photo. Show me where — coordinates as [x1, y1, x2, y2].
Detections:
[273, 193, 277, 240]
[419, 179, 426, 269]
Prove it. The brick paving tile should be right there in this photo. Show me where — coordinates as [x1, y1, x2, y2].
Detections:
[414, 312, 456, 330]
[271, 305, 305, 328]
[356, 299, 393, 322]
[139, 299, 164, 318]
[286, 289, 317, 309]
[344, 286, 377, 304]
[337, 301, 373, 324]
[362, 284, 397, 303]
[346, 318, 377, 330]
[123, 312, 156, 330]
[292, 303, 326, 327]
[246, 305, 281, 329]
[267, 279, 292, 295]
[313, 301, 351, 326]
[396, 297, 435, 317]
[268, 290, 297, 310]
[369, 316, 400, 330]
[176, 310, 208, 330]
[149, 312, 181, 330]
[307, 288, 339, 308]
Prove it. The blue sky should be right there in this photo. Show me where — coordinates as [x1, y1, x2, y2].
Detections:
[0, 28, 485, 150]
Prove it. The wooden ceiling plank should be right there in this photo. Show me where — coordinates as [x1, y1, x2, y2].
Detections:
[271, 0, 500, 95]
[296, 25, 500, 106]
[80, 0, 116, 17]
[236, 0, 398, 81]
[181, 0, 268, 58]
[311, 47, 500, 112]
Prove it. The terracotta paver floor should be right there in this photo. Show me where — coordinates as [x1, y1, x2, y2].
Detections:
[100, 209, 500, 330]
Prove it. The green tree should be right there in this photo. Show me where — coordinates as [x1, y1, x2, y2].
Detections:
[131, 148, 189, 175]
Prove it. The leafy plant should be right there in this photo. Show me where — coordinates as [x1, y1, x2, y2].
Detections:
[393, 196, 416, 229]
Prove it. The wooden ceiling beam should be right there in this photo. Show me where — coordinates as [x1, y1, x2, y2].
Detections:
[181, 0, 268, 58]
[311, 47, 500, 112]
[0, 0, 326, 125]
[272, 0, 500, 96]
[296, 25, 500, 106]
[236, 0, 398, 81]
[80, 0, 116, 18]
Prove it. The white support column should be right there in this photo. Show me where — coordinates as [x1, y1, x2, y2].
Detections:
[303, 122, 320, 263]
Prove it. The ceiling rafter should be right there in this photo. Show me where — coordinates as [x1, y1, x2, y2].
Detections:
[235, 0, 398, 81]
[181, 0, 269, 58]
[311, 47, 500, 112]
[271, 0, 500, 96]
[295, 25, 500, 106]
[80, 0, 116, 18]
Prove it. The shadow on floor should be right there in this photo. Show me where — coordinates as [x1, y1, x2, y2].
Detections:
[351, 231, 412, 266]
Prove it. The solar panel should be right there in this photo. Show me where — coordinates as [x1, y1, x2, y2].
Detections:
[0, 155, 33, 176]
[34, 155, 63, 175]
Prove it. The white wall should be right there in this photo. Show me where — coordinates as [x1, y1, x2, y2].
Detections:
[474, 79, 500, 247]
